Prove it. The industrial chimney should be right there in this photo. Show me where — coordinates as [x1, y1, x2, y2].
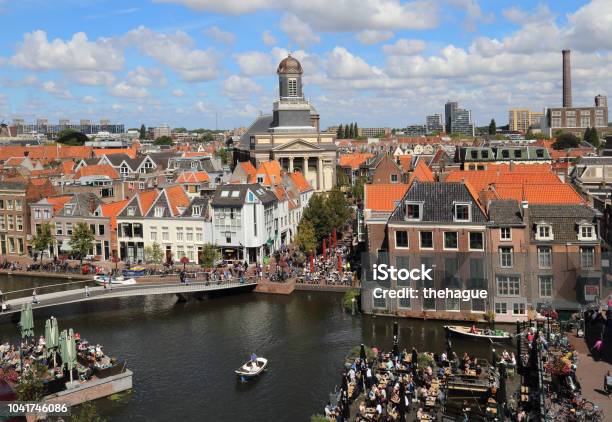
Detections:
[562, 50, 572, 108]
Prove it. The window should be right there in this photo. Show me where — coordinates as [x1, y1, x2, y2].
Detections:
[34, 209, 41, 219]
[579, 225, 596, 240]
[536, 224, 553, 240]
[373, 295, 387, 309]
[6, 200, 13, 210]
[139, 182, 145, 190]
[500, 247, 513, 268]
[495, 302, 507, 314]
[196, 228, 203, 242]
[186, 228, 194, 242]
[7, 216, 13, 230]
[469, 232, 484, 250]
[390, 174, 398, 183]
[288, 78, 298, 97]
[580, 247, 595, 269]
[395, 231, 408, 248]
[43, 209, 50, 219]
[193, 206, 202, 216]
[444, 232, 458, 249]
[66, 223, 73, 236]
[539, 276, 553, 298]
[497, 275, 520, 296]
[16, 216, 23, 231]
[56, 223, 63, 235]
[502, 150, 509, 158]
[162, 227, 169, 241]
[513, 303, 526, 315]
[0, 199, 3, 209]
[176, 228, 184, 241]
[533, 245, 552, 269]
[257, 176, 264, 183]
[99, 225, 105, 235]
[405, 203, 421, 220]
[127, 207, 136, 216]
[151, 230, 157, 241]
[221, 191, 229, 197]
[581, 116, 591, 128]
[90, 224, 96, 235]
[454, 203, 470, 221]
[154, 207, 164, 217]
[500, 227, 511, 241]
[420, 231, 433, 249]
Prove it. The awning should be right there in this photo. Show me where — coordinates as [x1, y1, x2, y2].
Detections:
[60, 240, 72, 251]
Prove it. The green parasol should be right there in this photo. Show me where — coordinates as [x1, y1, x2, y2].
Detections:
[45, 317, 60, 365]
[19, 303, 34, 339]
[65, 329, 77, 384]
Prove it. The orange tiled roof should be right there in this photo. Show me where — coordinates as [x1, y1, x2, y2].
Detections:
[364, 183, 409, 212]
[0, 145, 94, 161]
[494, 183, 585, 205]
[74, 164, 119, 179]
[165, 185, 190, 216]
[397, 155, 412, 172]
[252, 160, 282, 185]
[30, 178, 48, 186]
[238, 161, 257, 179]
[445, 169, 561, 192]
[137, 190, 159, 215]
[176, 170, 210, 183]
[101, 199, 129, 230]
[408, 160, 434, 184]
[484, 163, 552, 172]
[30, 168, 61, 177]
[93, 146, 138, 159]
[338, 153, 373, 170]
[183, 151, 211, 158]
[288, 171, 312, 192]
[61, 161, 75, 174]
[47, 195, 72, 212]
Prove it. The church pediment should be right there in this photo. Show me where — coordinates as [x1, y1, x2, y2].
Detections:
[272, 139, 323, 151]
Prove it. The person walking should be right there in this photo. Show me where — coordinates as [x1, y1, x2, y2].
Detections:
[85, 285, 90, 298]
[32, 289, 38, 304]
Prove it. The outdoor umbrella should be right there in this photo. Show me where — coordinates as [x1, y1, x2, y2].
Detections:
[332, 228, 337, 248]
[398, 381, 407, 422]
[58, 330, 67, 370]
[337, 255, 342, 273]
[322, 239, 327, 259]
[45, 317, 60, 365]
[309, 252, 314, 273]
[19, 303, 34, 339]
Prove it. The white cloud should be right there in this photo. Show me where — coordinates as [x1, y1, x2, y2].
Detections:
[280, 14, 320, 47]
[447, 0, 494, 31]
[69, 70, 116, 86]
[222, 75, 262, 100]
[41, 81, 72, 99]
[112, 104, 123, 111]
[126, 66, 166, 87]
[503, 4, 553, 25]
[356, 30, 394, 45]
[234, 51, 274, 76]
[122, 26, 219, 82]
[204, 26, 236, 44]
[382, 39, 426, 55]
[326, 47, 383, 79]
[11, 30, 123, 71]
[109, 81, 150, 98]
[564, 0, 612, 51]
[154, 0, 270, 14]
[172, 89, 186, 97]
[82, 96, 97, 104]
[262, 30, 277, 46]
[195, 101, 209, 112]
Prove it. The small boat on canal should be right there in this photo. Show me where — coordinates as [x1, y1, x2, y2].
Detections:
[444, 325, 512, 341]
[235, 357, 268, 379]
[122, 266, 146, 277]
[93, 275, 137, 286]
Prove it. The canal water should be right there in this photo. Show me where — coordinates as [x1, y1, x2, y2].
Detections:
[0, 275, 505, 422]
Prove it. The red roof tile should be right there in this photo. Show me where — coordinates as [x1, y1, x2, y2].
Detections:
[364, 184, 409, 211]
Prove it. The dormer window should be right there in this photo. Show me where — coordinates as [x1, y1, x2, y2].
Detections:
[481, 151, 489, 159]
[127, 206, 136, 216]
[470, 150, 477, 159]
[454, 203, 470, 222]
[193, 205, 202, 216]
[257, 176, 265, 183]
[536, 149, 544, 158]
[154, 206, 164, 217]
[405, 202, 422, 221]
[536, 224, 553, 240]
[514, 150, 521, 158]
[578, 224, 596, 241]
[502, 150, 509, 158]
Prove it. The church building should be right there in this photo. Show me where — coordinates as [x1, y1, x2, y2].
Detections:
[234, 55, 337, 192]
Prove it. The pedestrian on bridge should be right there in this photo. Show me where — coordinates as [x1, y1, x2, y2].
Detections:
[85, 285, 90, 298]
[32, 289, 38, 304]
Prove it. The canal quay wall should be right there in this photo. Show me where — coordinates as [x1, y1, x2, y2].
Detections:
[0, 269, 90, 280]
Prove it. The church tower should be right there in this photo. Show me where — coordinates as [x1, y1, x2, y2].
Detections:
[277, 54, 303, 100]
[272, 54, 312, 129]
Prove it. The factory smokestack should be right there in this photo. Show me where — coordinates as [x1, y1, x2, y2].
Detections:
[562, 49, 572, 108]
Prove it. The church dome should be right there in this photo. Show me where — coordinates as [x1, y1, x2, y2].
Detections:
[277, 54, 303, 74]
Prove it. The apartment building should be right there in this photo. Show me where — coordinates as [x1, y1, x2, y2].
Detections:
[508, 109, 544, 132]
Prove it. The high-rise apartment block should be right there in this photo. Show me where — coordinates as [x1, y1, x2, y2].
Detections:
[426, 114, 443, 133]
[445, 101, 475, 137]
[508, 109, 544, 132]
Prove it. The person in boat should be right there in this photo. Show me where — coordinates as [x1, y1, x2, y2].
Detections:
[469, 324, 478, 334]
[484, 327, 492, 335]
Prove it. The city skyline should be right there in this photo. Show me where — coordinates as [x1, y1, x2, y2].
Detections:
[0, 0, 610, 129]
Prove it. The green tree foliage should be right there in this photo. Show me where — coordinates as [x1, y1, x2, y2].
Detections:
[337, 124, 343, 139]
[352, 175, 366, 202]
[173, 127, 187, 133]
[488, 119, 496, 135]
[294, 219, 317, 253]
[583, 127, 600, 147]
[336, 170, 349, 187]
[215, 148, 230, 165]
[70, 402, 106, 422]
[525, 129, 549, 140]
[57, 129, 88, 146]
[201, 132, 214, 143]
[326, 188, 351, 230]
[302, 194, 333, 241]
[354, 122, 359, 138]
[144, 242, 164, 264]
[552, 132, 580, 150]
[69, 222, 95, 264]
[31, 222, 55, 260]
[139, 124, 147, 140]
[154, 135, 173, 146]
[199, 244, 220, 269]
[344, 124, 350, 139]
[349, 123, 355, 138]
[15, 362, 46, 401]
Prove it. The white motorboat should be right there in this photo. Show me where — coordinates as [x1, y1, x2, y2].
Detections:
[93, 275, 137, 286]
[235, 357, 268, 378]
[445, 325, 512, 341]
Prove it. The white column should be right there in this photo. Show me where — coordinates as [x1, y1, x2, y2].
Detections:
[317, 158, 324, 191]
[303, 157, 309, 180]
[289, 157, 294, 173]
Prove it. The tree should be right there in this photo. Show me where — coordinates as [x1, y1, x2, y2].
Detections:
[15, 362, 46, 401]
[488, 119, 496, 135]
[337, 124, 343, 139]
[70, 402, 106, 422]
[201, 132, 214, 143]
[343, 124, 350, 139]
[354, 122, 359, 138]
[525, 129, 549, 140]
[294, 219, 317, 253]
[350, 123, 356, 139]
[352, 175, 366, 202]
[31, 222, 55, 261]
[144, 242, 164, 264]
[583, 127, 600, 147]
[336, 170, 349, 188]
[215, 148, 229, 165]
[69, 222, 95, 265]
[552, 132, 580, 150]
[302, 194, 333, 242]
[173, 127, 187, 133]
[326, 188, 351, 230]
[199, 244, 220, 269]
[139, 124, 147, 140]
[57, 129, 88, 146]
[154, 135, 173, 146]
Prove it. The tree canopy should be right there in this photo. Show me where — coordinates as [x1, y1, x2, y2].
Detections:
[139, 124, 147, 140]
[583, 127, 600, 147]
[199, 244, 220, 269]
[154, 135, 173, 146]
[31, 222, 55, 259]
[552, 132, 580, 150]
[294, 219, 317, 253]
[144, 242, 164, 264]
[69, 222, 95, 264]
[57, 129, 88, 146]
[488, 119, 496, 135]
[301, 189, 351, 244]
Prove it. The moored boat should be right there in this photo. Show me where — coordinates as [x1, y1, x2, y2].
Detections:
[94, 275, 137, 286]
[235, 357, 268, 378]
[444, 325, 512, 341]
[122, 266, 146, 277]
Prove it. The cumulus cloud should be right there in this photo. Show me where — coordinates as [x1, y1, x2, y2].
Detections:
[41, 81, 72, 99]
[109, 81, 150, 98]
[204, 26, 236, 44]
[11, 30, 123, 71]
[69, 70, 116, 86]
[82, 96, 97, 104]
[122, 26, 219, 82]
[280, 14, 320, 47]
[382, 39, 426, 55]
[126, 66, 166, 87]
[356, 30, 394, 45]
[222, 75, 262, 100]
[172, 89, 186, 97]
[326, 47, 383, 79]
[234, 51, 275, 76]
[262, 30, 277, 46]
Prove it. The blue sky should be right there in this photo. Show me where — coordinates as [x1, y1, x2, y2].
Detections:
[0, 0, 609, 130]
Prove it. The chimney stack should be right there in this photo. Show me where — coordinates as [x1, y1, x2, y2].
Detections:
[562, 50, 572, 108]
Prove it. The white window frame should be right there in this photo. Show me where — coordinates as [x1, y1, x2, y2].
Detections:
[404, 202, 422, 221]
[535, 224, 553, 241]
[419, 231, 434, 250]
[453, 202, 471, 222]
[500, 227, 512, 241]
[539, 275, 553, 298]
[443, 231, 458, 250]
[500, 247, 513, 268]
[469, 232, 484, 251]
[395, 230, 409, 249]
[496, 275, 520, 296]
[513, 303, 526, 315]
[578, 224, 596, 241]
[495, 302, 507, 314]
